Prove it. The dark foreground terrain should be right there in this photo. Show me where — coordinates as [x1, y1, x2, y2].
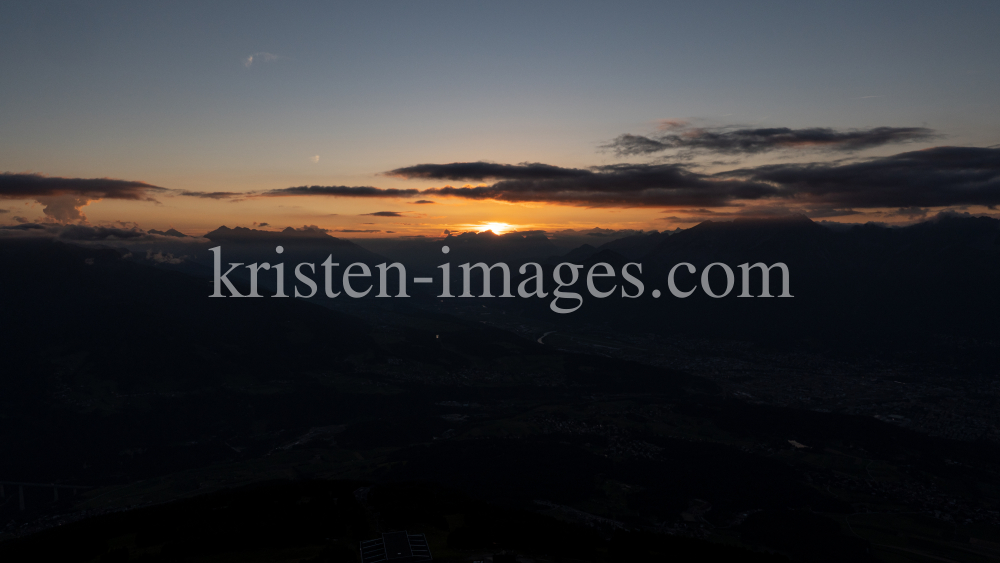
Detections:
[2, 218, 1000, 562]
[0, 480, 790, 562]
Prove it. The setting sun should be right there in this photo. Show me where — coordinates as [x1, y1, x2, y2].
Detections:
[478, 222, 511, 234]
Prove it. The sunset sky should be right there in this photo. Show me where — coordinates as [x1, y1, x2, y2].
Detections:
[1, 1, 998, 237]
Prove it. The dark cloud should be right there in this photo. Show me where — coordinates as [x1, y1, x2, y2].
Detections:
[1, 223, 47, 231]
[268, 162, 767, 208]
[0, 172, 166, 222]
[179, 190, 243, 199]
[803, 207, 864, 219]
[258, 222, 270, 227]
[333, 229, 381, 233]
[0, 172, 165, 199]
[362, 211, 405, 217]
[0, 209, 8, 214]
[660, 216, 706, 224]
[411, 200, 435, 204]
[386, 162, 590, 181]
[386, 147, 999, 211]
[261, 145, 998, 214]
[720, 146, 1000, 208]
[421, 162, 774, 207]
[602, 126, 937, 157]
[602, 134, 672, 156]
[263, 185, 421, 198]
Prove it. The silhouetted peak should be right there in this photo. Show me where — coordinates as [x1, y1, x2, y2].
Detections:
[687, 214, 820, 235]
[203, 225, 340, 242]
[924, 212, 1000, 230]
[149, 228, 188, 238]
[728, 214, 814, 227]
[448, 230, 499, 241]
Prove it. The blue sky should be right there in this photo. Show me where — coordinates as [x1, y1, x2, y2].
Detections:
[1, 1, 998, 234]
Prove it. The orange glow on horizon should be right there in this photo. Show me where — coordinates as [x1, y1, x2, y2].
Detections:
[477, 222, 512, 234]
[10, 194, 968, 239]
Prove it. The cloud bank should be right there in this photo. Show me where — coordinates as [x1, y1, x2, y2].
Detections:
[377, 147, 1000, 211]
[387, 162, 590, 181]
[263, 185, 421, 198]
[0, 173, 166, 222]
[258, 146, 999, 217]
[601, 126, 937, 157]
[719, 146, 1000, 208]
[179, 190, 244, 200]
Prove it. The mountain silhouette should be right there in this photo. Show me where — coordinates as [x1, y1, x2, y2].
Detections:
[3, 221, 1000, 562]
[465, 215, 1000, 358]
[148, 228, 189, 238]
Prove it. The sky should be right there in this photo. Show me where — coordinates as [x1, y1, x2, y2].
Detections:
[1, 0, 998, 237]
